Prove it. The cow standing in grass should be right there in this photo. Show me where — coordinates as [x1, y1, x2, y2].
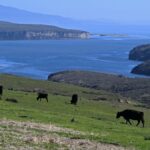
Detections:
[37, 92, 48, 102]
[70, 94, 79, 122]
[0, 85, 3, 99]
[116, 109, 144, 127]
[71, 94, 78, 105]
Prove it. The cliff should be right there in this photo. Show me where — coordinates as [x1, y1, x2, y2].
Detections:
[0, 21, 89, 40]
[129, 44, 150, 61]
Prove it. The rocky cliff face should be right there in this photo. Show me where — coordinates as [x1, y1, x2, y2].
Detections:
[25, 31, 89, 40]
[0, 21, 89, 40]
[129, 44, 150, 61]
[0, 31, 89, 40]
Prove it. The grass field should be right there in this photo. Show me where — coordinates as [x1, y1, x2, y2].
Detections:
[0, 74, 150, 150]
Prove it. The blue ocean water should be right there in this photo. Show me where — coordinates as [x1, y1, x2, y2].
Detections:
[0, 36, 150, 79]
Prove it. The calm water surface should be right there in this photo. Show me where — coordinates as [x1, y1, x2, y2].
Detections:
[0, 37, 150, 79]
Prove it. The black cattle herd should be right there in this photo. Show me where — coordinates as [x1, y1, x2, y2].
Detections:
[0, 85, 145, 127]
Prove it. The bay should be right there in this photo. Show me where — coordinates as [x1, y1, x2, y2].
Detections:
[0, 36, 150, 79]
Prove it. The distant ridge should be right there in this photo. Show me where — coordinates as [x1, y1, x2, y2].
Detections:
[1, 4, 150, 34]
[0, 5, 71, 27]
[0, 21, 89, 40]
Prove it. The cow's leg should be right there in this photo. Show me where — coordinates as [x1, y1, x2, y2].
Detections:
[46, 97, 48, 102]
[136, 120, 140, 126]
[37, 97, 39, 101]
[128, 120, 132, 125]
[141, 119, 144, 128]
[127, 119, 132, 125]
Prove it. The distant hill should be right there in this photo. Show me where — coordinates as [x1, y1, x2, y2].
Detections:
[129, 44, 150, 76]
[48, 70, 150, 105]
[129, 44, 150, 61]
[0, 5, 150, 34]
[0, 21, 89, 40]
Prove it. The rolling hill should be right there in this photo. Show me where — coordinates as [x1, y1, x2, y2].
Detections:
[0, 74, 150, 150]
[48, 70, 150, 105]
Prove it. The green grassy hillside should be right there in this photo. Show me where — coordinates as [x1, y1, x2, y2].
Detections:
[0, 74, 150, 150]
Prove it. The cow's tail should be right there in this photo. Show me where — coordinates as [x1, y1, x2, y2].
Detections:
[141, 112, 145, 127]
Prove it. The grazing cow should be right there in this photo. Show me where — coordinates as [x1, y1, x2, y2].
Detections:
[37, 92, 48, 102]
[0, 85, 3, 99]
[116, 109, 144, 127]
[71, 94, 78, 105]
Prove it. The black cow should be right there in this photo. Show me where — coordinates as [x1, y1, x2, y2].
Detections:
[116, 109, 144, 127]
[0, 85, 3, 99]
[37, 92, 48, 102]
[71, 94, 78, 105]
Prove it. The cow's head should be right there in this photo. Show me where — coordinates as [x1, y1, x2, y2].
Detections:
[116, 112, 121, 118]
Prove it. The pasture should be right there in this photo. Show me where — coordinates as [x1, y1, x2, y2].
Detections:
[0, 74, 150, 149]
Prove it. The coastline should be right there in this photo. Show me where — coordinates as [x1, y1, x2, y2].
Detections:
[0, 37, 150, 79]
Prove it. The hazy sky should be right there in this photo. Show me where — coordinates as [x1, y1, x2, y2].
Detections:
[0, 0, 150, 24]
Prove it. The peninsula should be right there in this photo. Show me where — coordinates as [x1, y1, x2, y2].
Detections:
[0, 21, 89, 40]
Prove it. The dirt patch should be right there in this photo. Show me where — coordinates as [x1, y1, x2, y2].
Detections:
[0, 119, 132, 150]
[0, 119, 83, 135]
